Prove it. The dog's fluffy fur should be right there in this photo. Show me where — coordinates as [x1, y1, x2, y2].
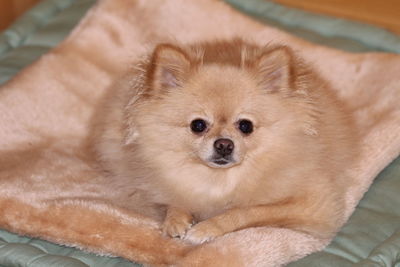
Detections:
[93, 39, 358, 244]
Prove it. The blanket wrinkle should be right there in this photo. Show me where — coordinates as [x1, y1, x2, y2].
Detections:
[0, 0, 399, 266]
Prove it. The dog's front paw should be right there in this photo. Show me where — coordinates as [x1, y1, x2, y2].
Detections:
[184, 220, 223, 245]
[162, 213, 193, 238]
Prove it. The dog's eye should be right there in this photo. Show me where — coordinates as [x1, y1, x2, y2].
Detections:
[190, 119, 207, 133]
[238, 119, 253, 134]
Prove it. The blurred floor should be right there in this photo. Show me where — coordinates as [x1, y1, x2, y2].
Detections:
[273, 0, 400, 34]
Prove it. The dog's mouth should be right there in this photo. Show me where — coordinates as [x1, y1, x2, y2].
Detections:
[213, 158, 230, 165]
[207, 156, 236, 168]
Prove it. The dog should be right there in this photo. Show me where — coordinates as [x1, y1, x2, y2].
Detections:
[93, 39, 358, 244]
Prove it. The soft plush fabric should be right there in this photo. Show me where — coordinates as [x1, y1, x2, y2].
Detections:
[0, 0, 399, 266]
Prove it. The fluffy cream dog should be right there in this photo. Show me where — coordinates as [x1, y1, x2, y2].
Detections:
[93, 39, 358, 244]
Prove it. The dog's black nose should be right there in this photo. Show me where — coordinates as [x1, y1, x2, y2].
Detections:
[214, 138, 234, 157]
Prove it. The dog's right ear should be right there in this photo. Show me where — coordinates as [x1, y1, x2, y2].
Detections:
[150, 44, 191, 92]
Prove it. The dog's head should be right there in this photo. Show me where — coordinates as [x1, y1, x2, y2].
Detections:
[129, 41, 314, 170]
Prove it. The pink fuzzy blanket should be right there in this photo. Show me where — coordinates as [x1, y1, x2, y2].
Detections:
[0, 0, 399, 266]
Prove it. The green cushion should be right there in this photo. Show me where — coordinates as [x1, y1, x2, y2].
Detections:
[0, 228, 137, 266]
[226, 0, 400, 53]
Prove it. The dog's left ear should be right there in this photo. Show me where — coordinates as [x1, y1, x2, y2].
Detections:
[255, 47, 292, 93]
[151, 44, 191, 92]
